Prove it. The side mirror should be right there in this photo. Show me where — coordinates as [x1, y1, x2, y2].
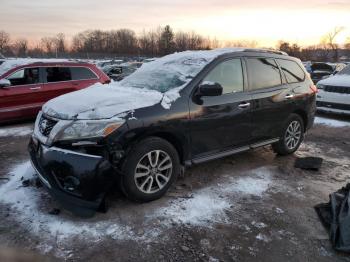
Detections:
[197, 82, 223, 97]
[0, 79, 11, 88]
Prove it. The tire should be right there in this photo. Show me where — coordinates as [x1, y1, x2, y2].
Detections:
[120, 137, 180, 202]
[272, 114, 305, 156]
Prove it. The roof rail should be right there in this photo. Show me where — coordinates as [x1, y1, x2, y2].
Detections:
[242, 48, 288, 56]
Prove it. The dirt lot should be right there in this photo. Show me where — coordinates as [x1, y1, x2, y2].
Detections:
[0, 113, 349, 262]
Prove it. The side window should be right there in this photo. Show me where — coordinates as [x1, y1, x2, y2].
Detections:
[247, 58, 282, 90]
[70, 67, 97, 80]
[46, 67, 72, 83]
[277, 59, 305, 83]
[202, 59, 244, 94]
[6, 68, 40, 86]
[110, 67, 122, 74]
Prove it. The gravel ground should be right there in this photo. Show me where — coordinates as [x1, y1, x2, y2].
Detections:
[0, 113, 349, 262]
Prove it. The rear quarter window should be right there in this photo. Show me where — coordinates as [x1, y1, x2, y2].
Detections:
[277, 59, 305, 83]
[70, 67, 97, 80]
[246, 58, 282, 90]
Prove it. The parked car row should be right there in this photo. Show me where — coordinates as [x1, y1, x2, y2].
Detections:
[303, 61, 346, 84]
[102, 64, 137, 81]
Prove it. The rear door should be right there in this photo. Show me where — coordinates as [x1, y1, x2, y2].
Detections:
[189, 58, 253, 160]
[0, 67, 44, 122]
[40, 66, 76, 101]
[69, 66, 100, 90]
[246, 57, 296, 143]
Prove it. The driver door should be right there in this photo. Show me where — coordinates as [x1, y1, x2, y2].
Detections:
[189, 58, 253, 161]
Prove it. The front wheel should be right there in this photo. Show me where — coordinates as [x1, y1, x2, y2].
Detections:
[272, 114, 305, 155]
[120, 137, 180, 202]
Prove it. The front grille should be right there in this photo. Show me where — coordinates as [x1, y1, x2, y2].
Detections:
[317, 101, 350, 111]
[39, 115, 57, 136]
[324, 85, 350, 94]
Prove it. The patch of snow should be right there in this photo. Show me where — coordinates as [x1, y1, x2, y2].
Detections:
[154, 167, 272, 226]
[275, 208, 285, 214]
[201, 81, 217, 86]
[251, 221, 267, 229]
[314, 116, 350, 127]
[0, 125, 33, 137]
[256, 233, 271, 243]
[43, 83, 163, 120]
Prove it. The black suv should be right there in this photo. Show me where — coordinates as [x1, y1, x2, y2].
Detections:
[29, 48, 316, 216]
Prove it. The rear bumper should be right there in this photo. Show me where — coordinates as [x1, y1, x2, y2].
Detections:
[28, 137, 114, 217]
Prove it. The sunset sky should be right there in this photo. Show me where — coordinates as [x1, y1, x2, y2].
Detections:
[1, 0, 350, 47]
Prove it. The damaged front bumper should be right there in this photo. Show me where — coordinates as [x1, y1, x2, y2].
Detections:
[28, 137, 115, 217]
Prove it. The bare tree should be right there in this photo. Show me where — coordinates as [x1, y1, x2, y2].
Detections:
[320, 27, 344, 61]
[0, 30, 10, 53]
[13, 38, 28, 57]
[41, 37, 55, 55]
[53, 33, 66, 57]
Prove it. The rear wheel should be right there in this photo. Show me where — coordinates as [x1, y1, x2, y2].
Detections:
[272, 114, 304, 155]
[120, 137, 180, 202]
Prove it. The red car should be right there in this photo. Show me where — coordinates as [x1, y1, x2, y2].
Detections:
[0, 60, 110, 123]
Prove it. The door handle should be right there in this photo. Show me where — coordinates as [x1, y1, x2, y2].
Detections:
[285, 94, 294, 99]
[238, 102, 251, 109]
[30, 86, 41, 90]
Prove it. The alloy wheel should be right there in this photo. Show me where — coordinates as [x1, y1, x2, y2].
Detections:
[285, 120, 302, 150]
[134, 150, 173, 194]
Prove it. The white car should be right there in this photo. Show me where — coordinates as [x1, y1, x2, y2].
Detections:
[316, 65, 350, 115]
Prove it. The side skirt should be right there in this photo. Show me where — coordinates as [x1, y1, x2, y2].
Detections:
[187, 138, 280, 166]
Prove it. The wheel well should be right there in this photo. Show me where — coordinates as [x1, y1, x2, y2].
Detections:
[293, 110, 308, 131]
[133, 132, 185, 165]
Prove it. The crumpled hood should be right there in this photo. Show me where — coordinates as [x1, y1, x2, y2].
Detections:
[42, 83, 164, 120]
[318, 74, 350, 87]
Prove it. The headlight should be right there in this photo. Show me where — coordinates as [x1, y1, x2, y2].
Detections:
[317, 84, 325, 90]
[55, 119, 125, 141]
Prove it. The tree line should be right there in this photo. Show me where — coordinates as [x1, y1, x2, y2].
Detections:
[0, 25, 350, 62]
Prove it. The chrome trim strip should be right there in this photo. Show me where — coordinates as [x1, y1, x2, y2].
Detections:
[29, 159, 51, 189]
[192, 146, 250, 164]
[48, 146, 103, 159]
[250, 138, 280, 149]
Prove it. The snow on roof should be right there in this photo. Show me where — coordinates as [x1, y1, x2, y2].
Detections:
[0, 58, 73, 77]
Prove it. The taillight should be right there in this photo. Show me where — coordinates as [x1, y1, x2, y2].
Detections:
[310, 84, 318, 93]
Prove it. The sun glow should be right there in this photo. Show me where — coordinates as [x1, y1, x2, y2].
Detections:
[173, 9, 350, 47]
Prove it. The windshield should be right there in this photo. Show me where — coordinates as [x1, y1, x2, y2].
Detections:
[338, 65, 350, 75]
[119, 52, 211, 93]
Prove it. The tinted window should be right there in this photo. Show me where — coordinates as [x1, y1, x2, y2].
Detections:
[277, 59, 305, 83]
[46, 67, 72, 82]
[7, 68, 40, 86]
[338, 65, 350, 75]
[70, 67, 97, 80]
[247, 58, 281, 90]
[202, 59, 244, 94]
